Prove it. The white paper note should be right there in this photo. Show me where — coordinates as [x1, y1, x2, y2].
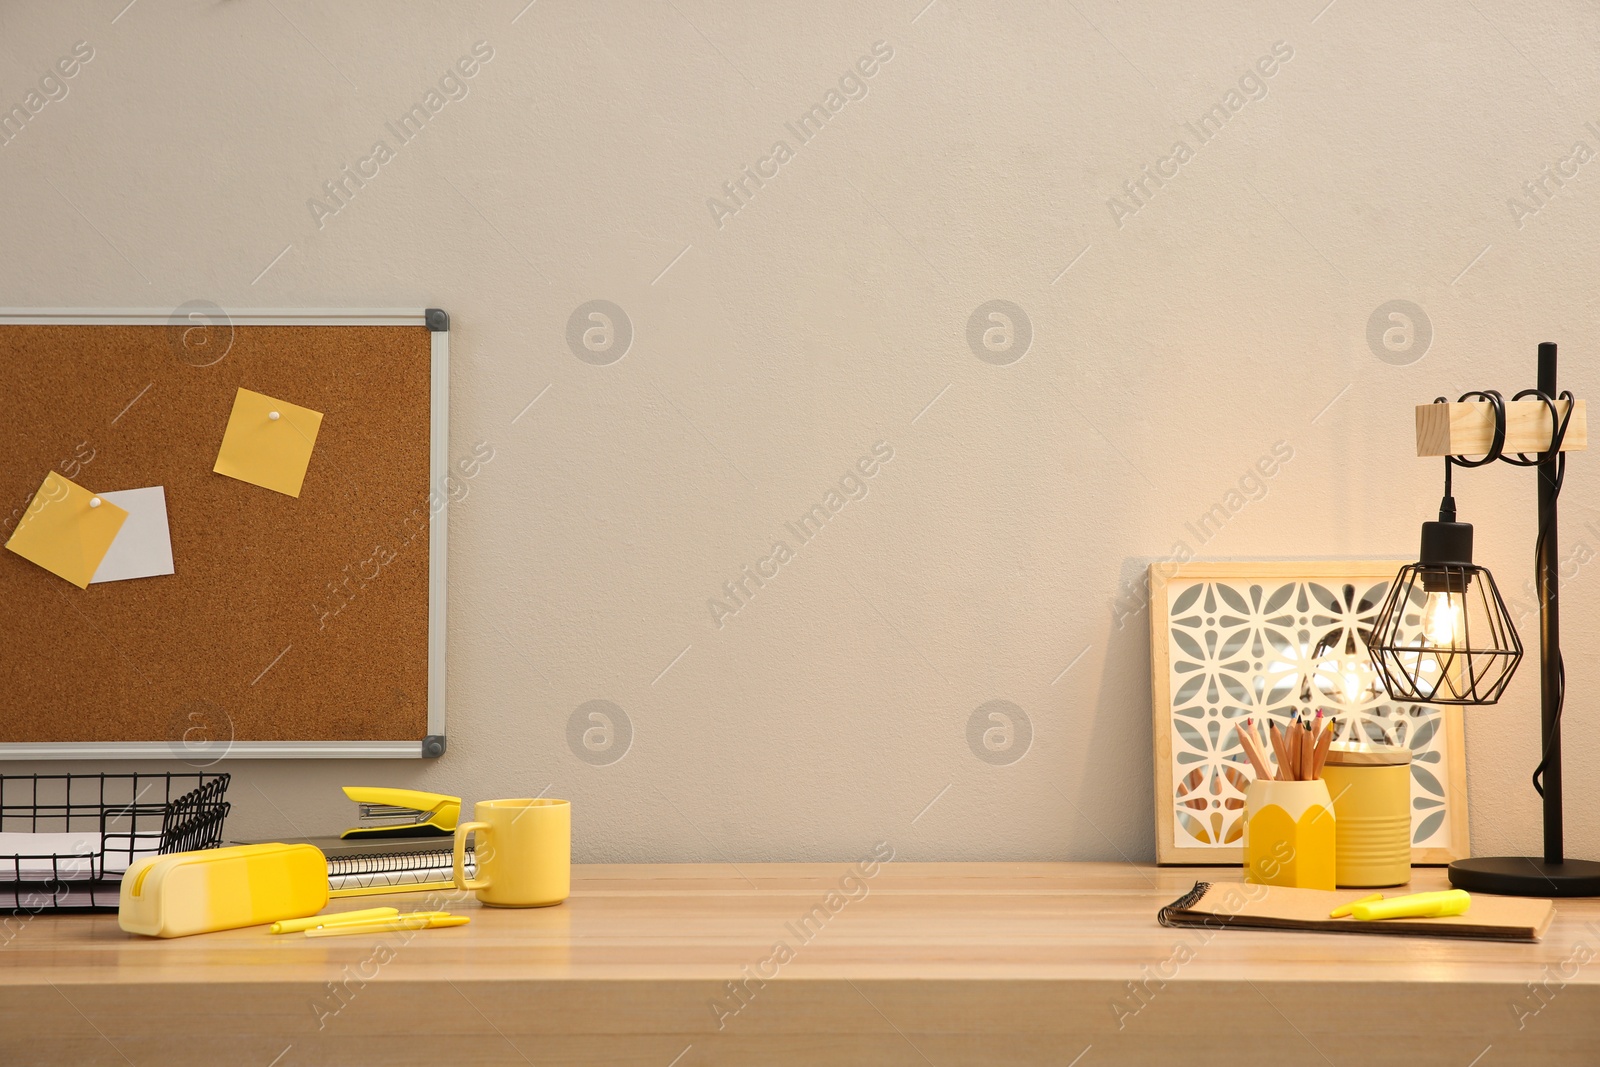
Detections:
[89, 486, 175, 583]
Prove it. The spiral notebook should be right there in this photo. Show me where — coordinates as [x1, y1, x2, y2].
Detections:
[234, 836, 473, 898]
[1159, 880, 1554, 942]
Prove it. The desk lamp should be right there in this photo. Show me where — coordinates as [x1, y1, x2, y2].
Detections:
[1367, 342, 1600, 896]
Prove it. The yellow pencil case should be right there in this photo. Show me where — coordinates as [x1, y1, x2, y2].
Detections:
[119, 843, 328, 938]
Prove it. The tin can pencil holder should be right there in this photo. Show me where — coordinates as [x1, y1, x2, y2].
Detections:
[1322, 742, 1412, 888]
[1242, 779, 1335, 890]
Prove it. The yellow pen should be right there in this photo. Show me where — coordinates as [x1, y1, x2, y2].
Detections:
[303, 914, 470, 938]
[271, 908, 400, 934]
[1329, 893, 1385, 919]
[1352, 889, 1471, 921]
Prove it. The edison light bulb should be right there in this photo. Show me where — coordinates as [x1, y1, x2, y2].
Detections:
[1422, 592, 1460, 647]
[1420, 589, 1470, 698]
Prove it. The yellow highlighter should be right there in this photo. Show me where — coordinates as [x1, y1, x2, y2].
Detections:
[303, 914, 470, 938]
[1329, 893, 1385, 919]
[271, 908, 400, 934]
[1352, 889, 1471, 921]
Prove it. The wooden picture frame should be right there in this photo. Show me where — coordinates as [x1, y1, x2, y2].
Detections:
[1149, 560, 1470, 866]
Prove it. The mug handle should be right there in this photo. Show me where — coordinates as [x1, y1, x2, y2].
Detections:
[454, 820, 491, 892]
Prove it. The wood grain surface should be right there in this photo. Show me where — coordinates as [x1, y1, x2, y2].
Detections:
[2, 862, 1597, 1066]
[1415, 398, 1587, 457]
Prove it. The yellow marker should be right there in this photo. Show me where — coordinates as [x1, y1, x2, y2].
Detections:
[1329, 893, 1385, 919]
[1352, 889, 1471, 921]
[270, 907, 399, 934]
[303, 914, 470, 938]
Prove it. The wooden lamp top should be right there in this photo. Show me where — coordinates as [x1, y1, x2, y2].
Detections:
[1415, 398, 1587, 458]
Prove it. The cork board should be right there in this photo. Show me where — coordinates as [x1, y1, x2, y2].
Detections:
[0, 311, 446, 756]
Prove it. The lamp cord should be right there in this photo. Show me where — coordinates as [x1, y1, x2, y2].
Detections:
[1521, 389, 1573, 799]
[1434, 389, 1506, 517]
[1435, 388, 1573, 798]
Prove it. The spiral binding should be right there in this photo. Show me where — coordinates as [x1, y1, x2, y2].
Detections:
[1156, 881, 1212, 927]
[326, 848, 470, 877]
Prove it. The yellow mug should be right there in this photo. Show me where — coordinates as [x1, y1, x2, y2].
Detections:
[452, 798, 570, 907]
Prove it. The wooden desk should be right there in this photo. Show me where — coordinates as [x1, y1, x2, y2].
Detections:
[3, 863, 1598, 1066]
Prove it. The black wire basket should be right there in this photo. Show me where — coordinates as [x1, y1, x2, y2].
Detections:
[0, 772, 231, 913]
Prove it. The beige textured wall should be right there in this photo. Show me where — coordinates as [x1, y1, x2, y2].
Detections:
[4, 0, 1599, 863]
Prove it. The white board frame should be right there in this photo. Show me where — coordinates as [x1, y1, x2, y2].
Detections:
[0, 308, 448, 759]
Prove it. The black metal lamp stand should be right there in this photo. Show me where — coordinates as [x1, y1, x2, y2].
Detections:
[1440, 345, 1600, 895]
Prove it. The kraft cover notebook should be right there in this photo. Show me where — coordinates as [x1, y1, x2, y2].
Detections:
[1159, 880, 1554, 942]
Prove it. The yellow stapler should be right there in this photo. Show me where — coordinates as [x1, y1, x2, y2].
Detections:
[340, 787, 461, 840]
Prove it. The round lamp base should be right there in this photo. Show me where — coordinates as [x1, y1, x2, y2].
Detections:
[1448, 856, 1600, 897]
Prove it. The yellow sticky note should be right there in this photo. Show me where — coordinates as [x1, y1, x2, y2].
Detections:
[213, 388, 324, 497]
[4, 472, 128, 589]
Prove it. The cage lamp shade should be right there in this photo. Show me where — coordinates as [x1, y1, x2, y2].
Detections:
[1367, 518, 1524, 705]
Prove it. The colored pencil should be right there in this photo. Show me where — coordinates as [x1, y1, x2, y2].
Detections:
[1237, 719, 1272, 780]
[1268, 721, 1290, 781]
[1312, 718, 1335, 778]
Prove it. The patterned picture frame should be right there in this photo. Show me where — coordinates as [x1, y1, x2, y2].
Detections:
[1150, 560, 1470, 866]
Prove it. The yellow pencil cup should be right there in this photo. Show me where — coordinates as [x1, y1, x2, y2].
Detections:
[1243, 779, 1335, 890]
[1322, 742, 1412, 888]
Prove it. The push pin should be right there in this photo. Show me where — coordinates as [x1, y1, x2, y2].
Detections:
[269, 411, 281, 421]
[89, 497, 102, 508]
